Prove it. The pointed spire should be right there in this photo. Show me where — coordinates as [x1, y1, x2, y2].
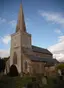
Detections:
[16, 4, 26, 32]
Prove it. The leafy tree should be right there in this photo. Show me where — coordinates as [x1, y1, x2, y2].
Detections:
[0, 57, 5, 73]
[56, 64, 64, 69]
[56, 64, 64, 75]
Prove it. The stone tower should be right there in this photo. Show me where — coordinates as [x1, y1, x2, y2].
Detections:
[10, 4, 31, 74]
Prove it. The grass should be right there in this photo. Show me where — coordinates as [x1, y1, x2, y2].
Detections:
[0, 75, 32, 88]
[0, 75, 64, 88]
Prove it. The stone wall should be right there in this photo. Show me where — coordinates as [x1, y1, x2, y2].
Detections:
[22, 54, 31, 74]
[31, 61, 45, 75]
[10, 32, 22, 74]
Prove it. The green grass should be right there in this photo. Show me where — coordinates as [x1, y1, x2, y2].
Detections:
[0, 75, 32, 88]
[0, 75, 64, 88]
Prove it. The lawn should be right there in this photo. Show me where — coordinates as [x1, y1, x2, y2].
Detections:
[0, 75, 64, 88]
[0, 75, 32, 88]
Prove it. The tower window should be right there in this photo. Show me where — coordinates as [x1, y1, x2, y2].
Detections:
[13, 52, 17, 64]
[24, 61, 28, 70]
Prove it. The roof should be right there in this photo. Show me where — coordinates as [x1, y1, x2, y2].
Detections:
[32, 45, 52, 55]
[27, 54, 58, 64]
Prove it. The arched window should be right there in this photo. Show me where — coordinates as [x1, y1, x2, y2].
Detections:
[13, 52, 17, 64]
[24, 61, 28, 70]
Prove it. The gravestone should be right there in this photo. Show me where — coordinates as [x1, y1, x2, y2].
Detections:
[58, 69, 61, 76]
[42, 76, 47, 85]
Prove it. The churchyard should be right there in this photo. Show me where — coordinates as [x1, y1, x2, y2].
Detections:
[0, 58, 64, 88]
[0, 75, 64, 88]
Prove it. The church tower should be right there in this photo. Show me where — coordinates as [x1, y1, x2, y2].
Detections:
[10, 4, 32, 74]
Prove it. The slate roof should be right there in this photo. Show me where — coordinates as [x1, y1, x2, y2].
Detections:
[22, 46, 58, 65]
[27, 54, 58, 64]
[32, 45, 52, 55]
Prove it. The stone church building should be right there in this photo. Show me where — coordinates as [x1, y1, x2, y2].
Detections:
[5, 4, 58, 76]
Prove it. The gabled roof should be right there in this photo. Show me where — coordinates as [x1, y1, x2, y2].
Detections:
[32, 45, 52, 55]
[27, 54, 58, 64]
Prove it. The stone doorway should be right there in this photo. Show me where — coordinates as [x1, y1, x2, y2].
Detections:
[9, 64, 19, 77]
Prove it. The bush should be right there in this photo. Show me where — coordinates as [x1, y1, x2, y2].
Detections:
[0, 58, 5, 73]
[56, 64, 64, 75]
[56, 64, 64, 69]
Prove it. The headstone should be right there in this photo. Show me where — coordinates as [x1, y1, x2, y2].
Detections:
[22, 86, 27, 88]
[58, 69, 61, 76]
[42, 76, 47, 85]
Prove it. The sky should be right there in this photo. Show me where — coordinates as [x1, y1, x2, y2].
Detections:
[0, 0, 64, 61]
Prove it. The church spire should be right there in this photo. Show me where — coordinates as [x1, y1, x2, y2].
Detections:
[16, 4, 26, 32]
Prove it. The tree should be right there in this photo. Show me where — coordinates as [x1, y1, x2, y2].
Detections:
[0, 58, 5, 73]
[56, 64, 64, 75]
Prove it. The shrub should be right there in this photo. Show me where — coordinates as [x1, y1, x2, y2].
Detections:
[0, 58, 5, 73]
[56, 64, 64, 75]
[56, 64, 64, 70]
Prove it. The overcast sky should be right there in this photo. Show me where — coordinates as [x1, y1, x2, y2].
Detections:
[0, 0, 64, 61]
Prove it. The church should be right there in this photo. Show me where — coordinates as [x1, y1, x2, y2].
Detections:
[5, 4, 58, 76]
